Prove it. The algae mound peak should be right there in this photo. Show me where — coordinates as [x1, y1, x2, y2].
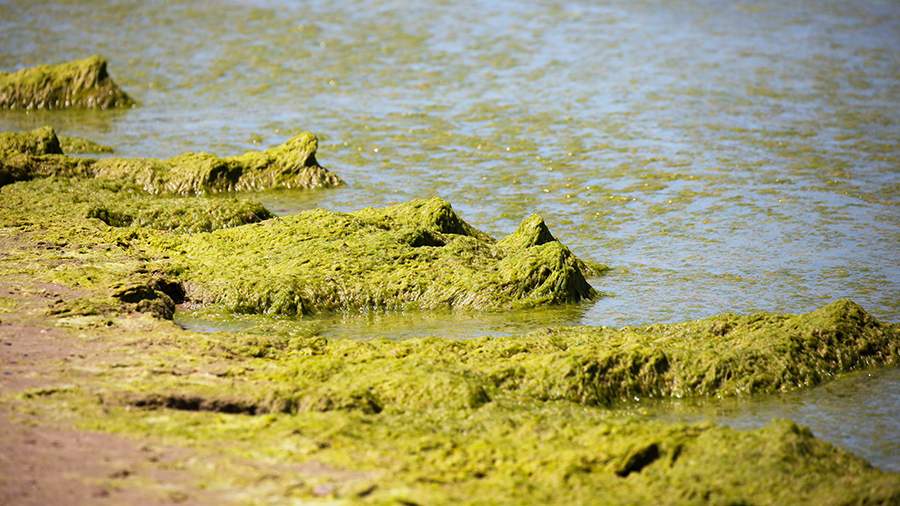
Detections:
[164, 197, 597, 315]
[0, 55, 134, 109]
[0, 126, 343, 193]
[0, 126, 63, 157]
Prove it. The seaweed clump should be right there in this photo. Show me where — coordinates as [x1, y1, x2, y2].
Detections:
[0, 126, 343, 193]
[0, 55, 134, 109]
[161, 197, 596, 315]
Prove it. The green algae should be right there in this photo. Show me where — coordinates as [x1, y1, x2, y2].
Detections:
[90, 130, 342, 195]
[113, 300, 897, 415]
[0, 177, 274, 321]
[145, 197, 596, 316]
[0, 123, 112, 157]
[0, 176, 596, 319]
[0, 125, 63, 156]
[85, 195, 271, 233]
[0, 126, 99, 186]
[0, 126, 343, 194]
[0, 55, 134, 109]
[1, 137, 898, 503]
[17, 305, 897, 504]
[67, 396, 898, 505]
[5, 177, 272, 233]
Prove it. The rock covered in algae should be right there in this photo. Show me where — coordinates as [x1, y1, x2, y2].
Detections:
[153, 197, 596, 315]
[0, 126, 343, 193]
[0, 126, 90, 186]
[91, 130, 341, 194]
[0, 55, 134, 109]
[0, 125, 63, 157]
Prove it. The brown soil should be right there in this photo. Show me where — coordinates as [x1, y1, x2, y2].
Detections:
[0, 279, 217, 505]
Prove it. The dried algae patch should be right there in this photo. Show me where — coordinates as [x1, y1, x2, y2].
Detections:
[0, 126, 343, 193]
[0, 55, 134, 109]
[158, 197, 596, 315]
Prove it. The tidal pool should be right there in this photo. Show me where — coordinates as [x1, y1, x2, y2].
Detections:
[2, 0, 898, 472]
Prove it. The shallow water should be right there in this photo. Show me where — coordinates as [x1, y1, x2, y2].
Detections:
[639, 366, 900, 472]
[2, 0, 898, 470]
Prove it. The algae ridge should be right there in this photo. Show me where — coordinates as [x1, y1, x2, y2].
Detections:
[0, 126, 343, 193]
[0, 55, 134, 109]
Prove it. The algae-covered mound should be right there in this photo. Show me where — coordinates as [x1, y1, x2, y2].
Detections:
[497, 298, 899, 404]
[162, 197, 596, 315]
[0, 126, 343, 193]
[0, 127, 92, 186]
[93, 396, 900, 505]
[142, 299, 895, 413]
[0, 55, 134, 109]
[91, 130, 342, 194]
[0, 125, 111, 157]
[0, 125, 63, 156]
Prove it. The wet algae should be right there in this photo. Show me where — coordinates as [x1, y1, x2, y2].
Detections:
[0, 55, 134, 109]
[34, 303, 900, 505]
[1, 146, 899, 504]
[115, 300, 898, 414]
[0, 126, 343, 193]
[152, 197, 597, 315]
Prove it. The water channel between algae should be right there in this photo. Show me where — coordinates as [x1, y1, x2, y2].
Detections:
[0, 0, 898, 502]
